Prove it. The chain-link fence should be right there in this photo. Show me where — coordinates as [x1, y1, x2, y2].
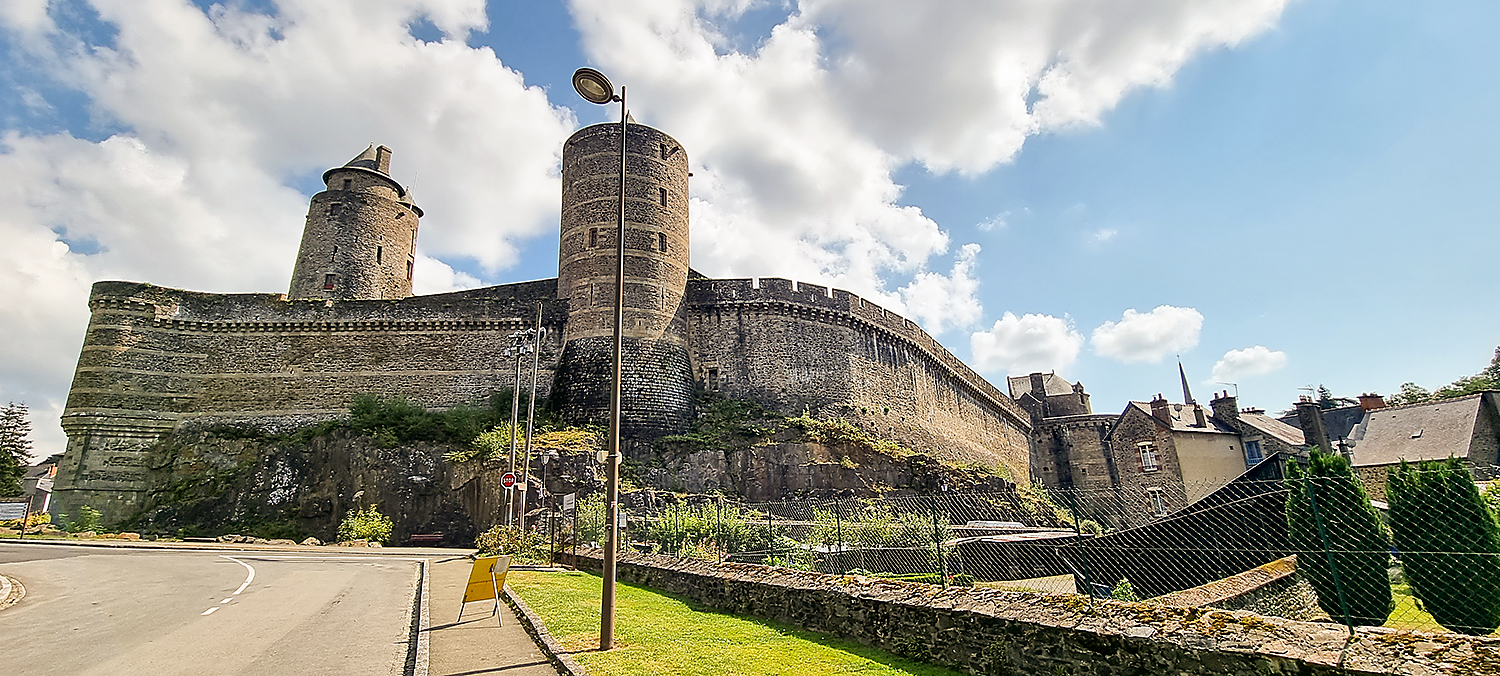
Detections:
[536, 460, 1500, 637]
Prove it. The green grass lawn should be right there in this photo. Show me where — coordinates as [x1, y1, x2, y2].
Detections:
[506, 570, 962, 676]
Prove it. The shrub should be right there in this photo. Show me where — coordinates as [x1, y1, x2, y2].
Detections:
[475, 525, 550, 564]
[338, 505, 393, 543]
[1286, 449, 1393, 627]
[1387, 458, 1500, 635]
[62, 505, 102, 533]
[1111, 577, 1139, 602]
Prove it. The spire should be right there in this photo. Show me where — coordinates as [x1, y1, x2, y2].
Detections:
[1179, 360, 1195, 405]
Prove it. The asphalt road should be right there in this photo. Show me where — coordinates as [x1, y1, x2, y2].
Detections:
[0, 543, 424, 675]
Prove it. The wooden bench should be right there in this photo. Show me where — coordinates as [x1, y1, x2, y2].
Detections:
[407, 533, 444, 547]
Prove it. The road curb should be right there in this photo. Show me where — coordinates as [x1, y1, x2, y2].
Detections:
[0, 573, 24, 611]
[503, 586, 588, 676]
[0, 537, 474, 558]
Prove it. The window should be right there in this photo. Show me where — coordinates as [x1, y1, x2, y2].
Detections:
[1146, 488, 1168, 517]
[329, 203, 343, 217]
[323, 274, 336, 290]
[376, 246, 383, 264]
[331, 246, 337, 263]
[660, 143, 668, 159]
[1244, 439, 1264, 465]
[406, 260, 414, 281]
[589, 228, 598, 248]
[658, 232, 668, 253]
[659, 187, 668, 207]
[706, 367, 719, 391]
[342, 179, 352, 190]
[1138, 441, 1159, 472]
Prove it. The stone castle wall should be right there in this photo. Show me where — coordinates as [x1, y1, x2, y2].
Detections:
[1032, 414, 1118, 492]
[685, 277, 1031, 474]
[53, 279, 566, 521]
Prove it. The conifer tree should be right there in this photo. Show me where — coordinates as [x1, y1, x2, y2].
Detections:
[0, 402, 31, 497]
[1387, 458, 1500, 635]
[1285, 448, 1393, 626]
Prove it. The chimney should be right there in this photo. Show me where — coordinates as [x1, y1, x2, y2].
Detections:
[1150, 394, 1172, 425]
[1210, 390, 1239, 423]
[1295, 398, 1333, 454]
[1358, 393, 1386, 411]
[375, 145, 393, 174]
[1193, 404, 1207, 428]
[1029, 372, 1047, 398]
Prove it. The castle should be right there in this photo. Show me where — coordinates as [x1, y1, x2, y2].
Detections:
[51, 122, 1033, 523]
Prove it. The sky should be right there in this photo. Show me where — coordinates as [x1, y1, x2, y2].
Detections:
[1, 0, 1497, 462]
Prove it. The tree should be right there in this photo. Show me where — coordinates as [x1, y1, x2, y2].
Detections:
[1387, 346, 1499, 406]
[1387, 459, 1500, 635]
[1316, 385, 1356, 410]
[1385, 382, 1433, 407]
[1285, 449, 1393, 627]
[0, 402, 32, 498]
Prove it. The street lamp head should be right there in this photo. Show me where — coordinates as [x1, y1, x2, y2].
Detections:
[572, 67, 617, 105]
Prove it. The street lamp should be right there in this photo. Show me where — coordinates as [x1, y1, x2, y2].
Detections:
[572, 65, 626, 652]
[504, 331, 533, 527]
[541, 448, 560, 565]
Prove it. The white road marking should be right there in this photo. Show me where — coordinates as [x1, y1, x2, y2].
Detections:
[201, 607, 219, 616]
[221, 598, 232, 604]
[221, 556, 255, 595]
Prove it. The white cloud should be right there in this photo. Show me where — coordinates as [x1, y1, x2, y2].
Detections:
[976, 212, 1008, 232]
[1091, 305, 1204, 363]
[970, 313, 1084, 375]
[1211, 346, 1288, 382]
[1090, 228, 1118, 243]
[899, 243, 982, 335]
[567, 0, 1286, 306]
[0, 0, 574, 457]
[412, 255, 482, 296]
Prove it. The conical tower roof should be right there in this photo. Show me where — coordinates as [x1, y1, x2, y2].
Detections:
[322, 143, 406, 196]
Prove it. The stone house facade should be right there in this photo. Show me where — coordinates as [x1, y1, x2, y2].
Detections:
[51, 124, 1033, 523]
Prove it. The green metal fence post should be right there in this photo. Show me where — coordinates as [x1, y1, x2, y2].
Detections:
[931, 495, 948, 589]
[1307, 476, 1355, 630]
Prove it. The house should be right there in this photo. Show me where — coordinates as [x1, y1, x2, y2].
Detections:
[21, 454, 61, 515]
[1343, 391, 1500, 500]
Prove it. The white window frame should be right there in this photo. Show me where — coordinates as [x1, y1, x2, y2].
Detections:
[1138, 441, 1159, 472]
[1146, 487, 1168, 517]
[1244, 438, 1264, 466]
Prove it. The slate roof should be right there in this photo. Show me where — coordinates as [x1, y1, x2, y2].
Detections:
[1348, 393, 1488, 467]
[1277, 404, 1366, 441]
[1007, 373, 1075, 398]
[1125, 401, 1238, 435]
[1238, 413, 1306, 447]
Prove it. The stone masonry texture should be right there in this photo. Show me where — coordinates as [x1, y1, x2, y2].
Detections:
[569, 549, 1500, 676]
[53, 129, 1034, 523]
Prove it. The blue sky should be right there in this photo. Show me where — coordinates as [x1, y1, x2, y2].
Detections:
[1, 0, 1496, 458]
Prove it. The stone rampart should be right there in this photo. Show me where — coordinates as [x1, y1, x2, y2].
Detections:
[686, 277, 1031, 473]
[53, 278, 566, 522]
[568, 549, 1498, 676]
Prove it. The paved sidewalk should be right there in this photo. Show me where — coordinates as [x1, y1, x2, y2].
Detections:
[426, 557, 559, 676]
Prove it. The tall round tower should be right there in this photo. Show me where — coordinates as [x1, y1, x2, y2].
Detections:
[555, 122, 693, 441]
[288, 144, 423, 300]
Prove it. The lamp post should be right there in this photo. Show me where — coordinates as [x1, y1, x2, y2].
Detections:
[504, 331, 532, 527]
[518, 304, 544, 530]
[572, 65, 625, 651]
[542, 448, 559, 565]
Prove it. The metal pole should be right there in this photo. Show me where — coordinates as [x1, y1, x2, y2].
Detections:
[519, 305, 543, 530]
[931, 496, 947, 589]
[19, 492, 34, 540]
[507, 339, 523, 527]
[601, 85, 627, 652]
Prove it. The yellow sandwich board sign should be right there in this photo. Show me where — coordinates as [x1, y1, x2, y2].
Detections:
[458, 554, 511, 623]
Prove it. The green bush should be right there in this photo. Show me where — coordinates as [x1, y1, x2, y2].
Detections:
[1111, 577, 1139, 602]
[1286, 449, 1393, 627]
[475, 525, 550, 564]
[643, 502, 755, 556]
[1387, 458, 1500, 635]
[337, 505, 393, 543]
[62, 505, 102, 533]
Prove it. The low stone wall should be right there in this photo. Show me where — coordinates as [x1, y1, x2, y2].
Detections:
[569, 549, 1498, 675]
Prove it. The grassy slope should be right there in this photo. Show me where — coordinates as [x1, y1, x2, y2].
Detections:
[507, 570, 961, 676]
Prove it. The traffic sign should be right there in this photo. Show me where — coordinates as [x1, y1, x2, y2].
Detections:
[501, 472, 517, 489]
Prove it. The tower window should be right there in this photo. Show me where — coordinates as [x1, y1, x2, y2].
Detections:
[324, 274, 336, 290]
[658, 232, 667, 253]
[660, 143, 668, 159]
[659, 187, 667, 207]
[707, 367, 719, 391]
[377, 246, 383, 264]
[406, 259, 413, 280]
[342, 179, 352, 191]
[329, 203, 343, 217]
[589, 228, 598, 248]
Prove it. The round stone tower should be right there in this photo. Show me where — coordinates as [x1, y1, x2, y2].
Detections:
[288, 144, 423, 300]
[555, 122, 693, 441]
